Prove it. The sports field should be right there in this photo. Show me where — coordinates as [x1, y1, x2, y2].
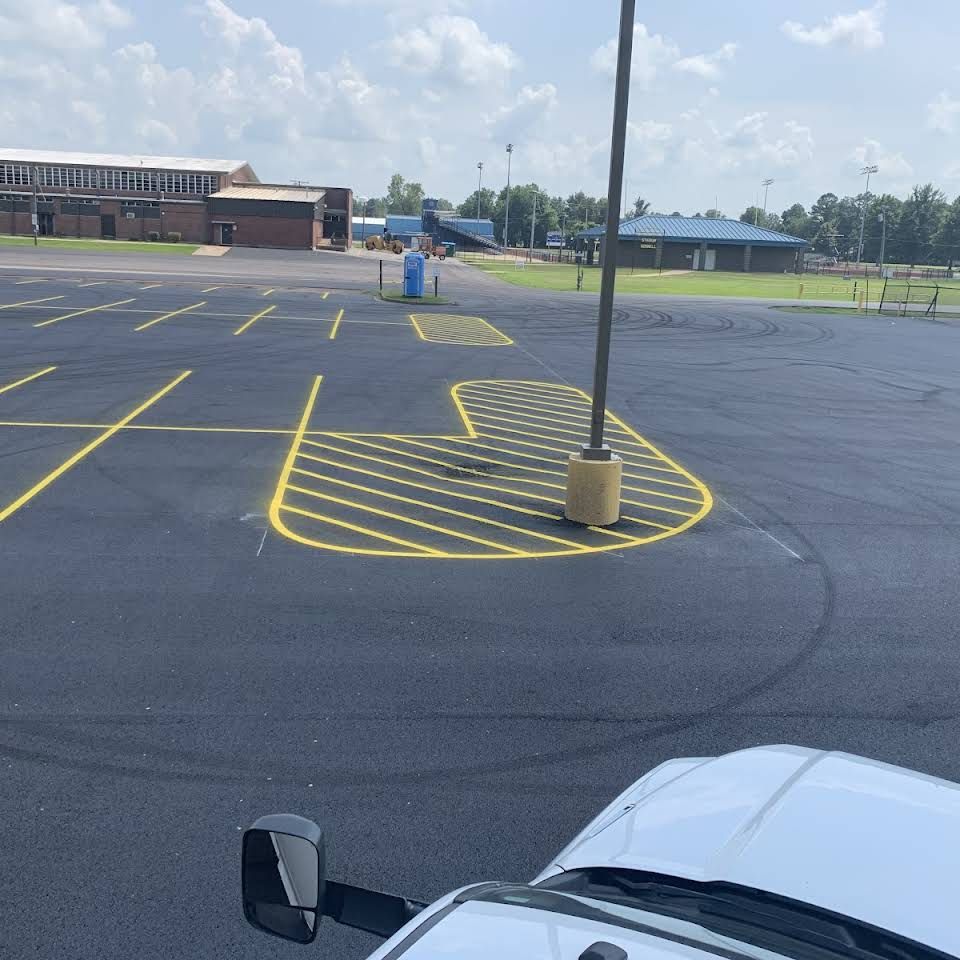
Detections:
[466, 257, 960, 305]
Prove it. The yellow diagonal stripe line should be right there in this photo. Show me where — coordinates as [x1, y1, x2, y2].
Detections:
[0, 366, 57, 396]
[0, 370, 191, 524]
[34, 298, 136, 328]
[234, 304, 277, 336]
[0, 295, 65, 310]
[280, 504, 442, 556]
[329, 308, 344, 340]
[134, 301, 207, 332]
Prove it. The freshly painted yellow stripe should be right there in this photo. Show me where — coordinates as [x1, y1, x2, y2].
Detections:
[134, 300, 207, 332]
[233, 304, 277, 335]
[201, 285, 222, 293]
[0, 366, 57, 396]
[321, 291, 330, 300]
[457, 390, 593, 422]
[0, 370, 191, 524]
[34, 298, 136, 328]
[329, 308, 344, 340]
[14, 279, 48, 285]
[286, 483, 526, 555]
[262, 288, 275, 296]
[290, 466, 586, 549]
[460, 398, 594, 430]
[280, 504, 443, 555]
[0, 295, 64, 310]
[0, 419, 302, 435]
[78, 281, 107, 287]
[465, 382, 590, 407]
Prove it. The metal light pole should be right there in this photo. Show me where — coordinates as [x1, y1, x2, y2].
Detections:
[529, 189, 538, 251]
[878, 208, 887, 275]
[31, 166, 39, 246]
[503, 144, 513, 248]
[761, 178, 774, 218]
[476, 162, 484, 224]
[856, 163, 878, 264]
[587, 0, 634, 455]
[564, 0, 634, 526]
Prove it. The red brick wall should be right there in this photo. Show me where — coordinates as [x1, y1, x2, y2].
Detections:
[228, 215, 314, 249]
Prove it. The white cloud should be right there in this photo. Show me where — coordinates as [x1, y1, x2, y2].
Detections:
[927, 91, 960, 134]
[0, 0, 132, 51]
[387, 15, 516, 88]
[850, 138, 913, 179]
[627, 120, 674, 169]
[673, 42, 737, 79]
[591, 23, 679, 90]
[484, 83, 557, 140]
[782, 2, 884, 49]
[717, 113, 814, 170]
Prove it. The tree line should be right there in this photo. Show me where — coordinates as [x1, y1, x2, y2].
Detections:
[357, 174, 960, 265]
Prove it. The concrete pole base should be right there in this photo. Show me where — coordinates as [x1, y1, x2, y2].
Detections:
[564, 452, 622, 526]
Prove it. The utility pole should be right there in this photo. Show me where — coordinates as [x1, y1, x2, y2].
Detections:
[856, 164, 878, 264]
[476, 161, 484, 224]
[878, 208, 887, 275]
[503, 144, 513, 249]
[564, 0, 635, 528]
[761, 178, 774, 219]
[529, 189, 538, 251]
[31, 166, 39, 246]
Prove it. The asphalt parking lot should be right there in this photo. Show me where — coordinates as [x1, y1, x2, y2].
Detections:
[2, 246, 960, 959]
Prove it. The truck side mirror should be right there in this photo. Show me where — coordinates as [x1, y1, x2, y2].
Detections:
[242, 815, 326, 944]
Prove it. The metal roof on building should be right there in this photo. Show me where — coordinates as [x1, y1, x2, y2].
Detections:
[579, 215, 807, 247]
[0, 148, 249, 174]
[209, 185, 325, 203]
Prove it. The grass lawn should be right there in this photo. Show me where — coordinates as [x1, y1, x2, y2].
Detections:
[0, 235, 200, 255]
[467, 258, 960, 303]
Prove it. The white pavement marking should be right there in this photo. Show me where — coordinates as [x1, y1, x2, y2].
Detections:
[717, 495, 803, 561]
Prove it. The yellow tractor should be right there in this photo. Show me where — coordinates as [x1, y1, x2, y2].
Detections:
[365, 234, 404, 254]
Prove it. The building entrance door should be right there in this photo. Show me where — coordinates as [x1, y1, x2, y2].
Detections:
[219, 223, 234, 245]
[38, 212, 55, 236]
[101, 214, 116, 239]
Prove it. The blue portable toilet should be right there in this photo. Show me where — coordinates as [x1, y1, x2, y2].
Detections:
[404, 252, 425, 297]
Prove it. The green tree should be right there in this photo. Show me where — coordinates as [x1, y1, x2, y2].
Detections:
[899, 183, 947, 265]
[630, 197, 652, 218]
[780, 203, 810, 238]
[458, 187, 497, 220]
[703, 208, 724, 220]
[494, 184, 559, 248]
[739, 206, 780, 229]
[385, 173, 406, 213]
[934, 195, 960, 267]
[861, 194, 901, 263]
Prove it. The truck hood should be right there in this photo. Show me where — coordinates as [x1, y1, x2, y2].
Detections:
[547, 745, 960, 956]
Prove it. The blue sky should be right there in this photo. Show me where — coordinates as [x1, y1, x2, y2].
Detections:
[3, 0, 959, 215]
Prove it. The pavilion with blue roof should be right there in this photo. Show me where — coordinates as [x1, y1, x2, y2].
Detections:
[577, 215, 807, 273]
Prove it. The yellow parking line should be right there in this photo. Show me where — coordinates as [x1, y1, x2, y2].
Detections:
[78, 281, 108, 287]
[15, 279, 48, 285]
[0, 295, 64, 311]
[280, 504, 443, 556]
[134, 300, 207, 332]
[201, 285, 222, 293]
[0, 370, 191, 524]
[33, 298, 136, 328]
[233, 304, 277, 336]
[0, 366, 57, 396]
[321, 291, 330, 300]
[329, 308, 344, 340]
[139, 283, 163, 290]
[262, 288, 275, 297]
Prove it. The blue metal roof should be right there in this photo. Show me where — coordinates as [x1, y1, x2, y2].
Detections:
[578, 215, 807, 247]
[386, 214, 423, 232]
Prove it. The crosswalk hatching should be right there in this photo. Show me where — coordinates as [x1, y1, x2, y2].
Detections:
[270, 379, 712, 559]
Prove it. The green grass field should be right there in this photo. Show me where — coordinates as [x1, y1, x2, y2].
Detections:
[466, 257, 960, 304]
[0, 235, 200, 255]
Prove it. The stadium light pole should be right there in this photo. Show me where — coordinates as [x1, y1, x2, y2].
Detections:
[878, 208, 887, 275]
[503, 144, 513, 248]
[476, 161, 484, 224]
[761, 178, 774, 218]
[564, 0, 634, 526]
[529, 189, 539, 251]
[856, 164, 878, 264]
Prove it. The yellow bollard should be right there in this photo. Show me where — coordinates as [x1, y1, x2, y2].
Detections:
[564, 452, 623, 526]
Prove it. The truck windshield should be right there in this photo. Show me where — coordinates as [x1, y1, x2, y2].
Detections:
[526, 872, 953, 960]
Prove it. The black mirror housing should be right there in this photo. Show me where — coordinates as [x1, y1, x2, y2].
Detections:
[242, 814, 326, 944]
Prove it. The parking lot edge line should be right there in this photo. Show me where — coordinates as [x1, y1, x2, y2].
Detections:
[0, 420, 301, 435]
[233, 304, 277, 336]
[409, 314, 427, 341]
[0, 295, 65, 310]
[262, 288, 275, 296]
[201, 285, 222, 293]
[0, 370, 192, 524]
[449, 383, 479, 437]
[134, 300, 207, 332]
[0, 366, 57, 396]
[329, 309, 344, 340]
[33, 298, 137, 328]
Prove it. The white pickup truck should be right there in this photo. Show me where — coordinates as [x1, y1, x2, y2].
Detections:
[241, 744, 957, 959]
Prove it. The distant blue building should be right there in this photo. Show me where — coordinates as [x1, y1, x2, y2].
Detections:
[577, 215, 807, 272]
[351, 204, 500, 253]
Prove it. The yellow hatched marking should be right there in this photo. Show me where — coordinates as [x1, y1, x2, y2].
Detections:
[0, 371, 190, 524]
[233, 304, 277, 336]
[281, 504, 443, 556]
[134, 300, 207, 332]
[410, 313, 512, 346]
[34, 298, 136, 328]
[0, 366, 57, 396]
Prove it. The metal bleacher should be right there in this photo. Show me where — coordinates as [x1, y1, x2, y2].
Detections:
[437, 217, 501, 252]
